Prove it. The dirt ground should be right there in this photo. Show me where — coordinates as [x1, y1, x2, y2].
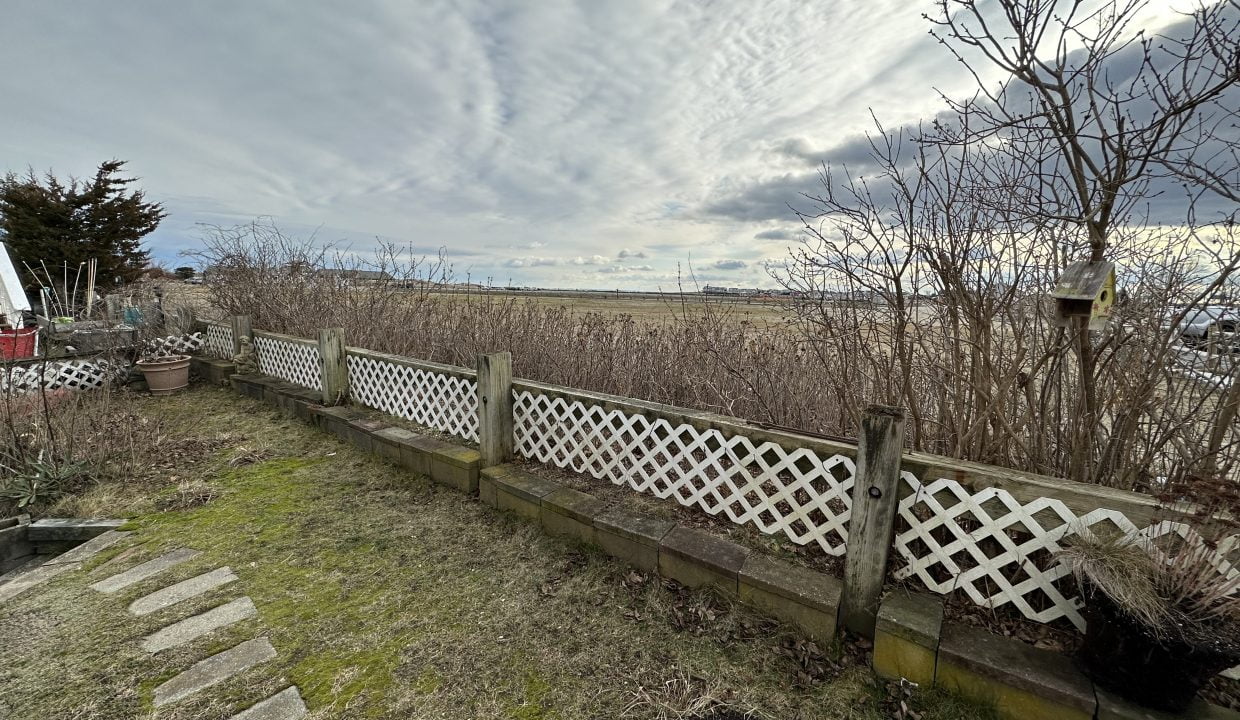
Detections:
[0, 386, 993, 720]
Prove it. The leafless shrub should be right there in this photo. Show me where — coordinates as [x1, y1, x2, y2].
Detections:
[774, 0, 1240, 488]
[195, 210, 1240, 493]
[0, 385, 171, 515]
[190, 220, 826, 425]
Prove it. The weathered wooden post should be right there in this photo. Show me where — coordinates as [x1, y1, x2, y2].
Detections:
[318, 327, 348, 406]
[839, 404, 906, 638]
[229, 315, 252, 356]
[104, 294, 122, 322]
[476, 351, 513, 467]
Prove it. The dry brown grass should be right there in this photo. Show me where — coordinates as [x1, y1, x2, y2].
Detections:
[1060, 531, 1240, 646]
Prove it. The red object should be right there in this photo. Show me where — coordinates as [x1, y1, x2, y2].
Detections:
[0, 327, 37, 360]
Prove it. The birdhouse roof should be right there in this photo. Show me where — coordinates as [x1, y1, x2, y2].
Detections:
[1051, 260, 1115, 300]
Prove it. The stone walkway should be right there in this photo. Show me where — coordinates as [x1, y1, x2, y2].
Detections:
[93, 545, 308, 718]
[0, 535, 308, 718]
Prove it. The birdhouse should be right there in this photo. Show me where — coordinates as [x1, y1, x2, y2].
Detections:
[1051, 260, 1116, 331]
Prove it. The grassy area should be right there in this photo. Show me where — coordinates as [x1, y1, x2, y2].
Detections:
[0, 386, 993, 719]
[428, 290, 794, 327]
[163, 282, 795, 327]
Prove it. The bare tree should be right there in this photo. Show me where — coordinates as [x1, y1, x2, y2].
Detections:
[779, 0, 1240, 485]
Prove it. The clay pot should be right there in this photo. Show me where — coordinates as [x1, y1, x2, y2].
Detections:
[135, 355, 191, 395]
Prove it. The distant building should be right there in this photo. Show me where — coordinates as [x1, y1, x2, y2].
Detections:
[704, 285, 765, 296]
[313, 269, 394, 286]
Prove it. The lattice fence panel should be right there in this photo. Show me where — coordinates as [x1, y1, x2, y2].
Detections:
[514, 390, 855, 555]
[204, 324, 233, 359]
[893, 473, 1240, 630]
[0, 359, 123, 393]
[146, 332, 204, 357]
[347, 354, 478, 442]
[253, 335, 321, 391]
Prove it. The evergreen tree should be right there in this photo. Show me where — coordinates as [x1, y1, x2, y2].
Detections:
[0, 160, 166, 294]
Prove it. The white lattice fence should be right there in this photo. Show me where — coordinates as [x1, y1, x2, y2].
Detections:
[347, 353, 479, 442]
[204, 324, 233, 359]
[0, 358, 123, 393]
[892, 473, 1240, 629]
[253, 333, 321, 391]
[513, 390, 856, 555]
[146, 332, 204, 357]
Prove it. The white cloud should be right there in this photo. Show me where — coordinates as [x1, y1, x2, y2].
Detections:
[505, 257, 559, 267]
[596, 264, 654, 274]
[0, 1, 1199, 290]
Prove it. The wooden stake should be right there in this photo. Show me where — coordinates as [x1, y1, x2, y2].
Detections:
[476, 351, 514, 467]
[839, 404, 907, 638]
[318, 327, 348, 406]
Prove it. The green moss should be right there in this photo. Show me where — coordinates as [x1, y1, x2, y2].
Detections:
[507, 673, 558, 720]
[293, 643, 403, 715]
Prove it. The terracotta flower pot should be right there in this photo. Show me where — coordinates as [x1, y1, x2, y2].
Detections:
[135, 354, 191, 395]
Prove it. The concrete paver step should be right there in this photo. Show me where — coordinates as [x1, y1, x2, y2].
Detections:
[152, 637, 277, 707]
[141, 596, 258, 653]
[128, 567, 238, 617]
[90, 547, 200, 594]
[0, 554, 51, 585]
[43, 530, 131, 566]
[229, 686, 308, 719]
[0, 558, 77, 603]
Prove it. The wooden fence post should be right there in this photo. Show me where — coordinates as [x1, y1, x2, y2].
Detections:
[318, 327, 348, 406]
[838, 404, 906, 638]
[230, 315, 252, 357]
[476, 351, 513, 467]
[104, 295, 122, 322]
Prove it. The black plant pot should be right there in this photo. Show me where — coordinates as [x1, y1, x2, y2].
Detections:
[1078, 583, 1240, 712]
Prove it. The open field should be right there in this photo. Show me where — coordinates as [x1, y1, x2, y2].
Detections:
[429, 289, 796, 326]
[159, 281, 797, 327]
[0, 386, 992, 719]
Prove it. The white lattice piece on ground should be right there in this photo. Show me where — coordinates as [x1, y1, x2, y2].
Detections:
[893, 473, 1240, 630]
[253, 335, 321, 390]
[204, 324, 233, 359]
[1, 358, 122, 393]
[513, 390, 855, 555]
[146, 332, 204, 357]
[347, 354, 479, 442]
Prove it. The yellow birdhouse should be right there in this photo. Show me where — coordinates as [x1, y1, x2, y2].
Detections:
[1051, 260, 1116, 331]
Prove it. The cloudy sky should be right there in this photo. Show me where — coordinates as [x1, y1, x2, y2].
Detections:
[0, 1, 1202, 289]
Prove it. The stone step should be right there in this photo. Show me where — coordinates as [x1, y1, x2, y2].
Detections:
[141, 596, 258, 653]
[43, 529, 130, 567]
[0, 558, 80, 603]
[90, 548, 200, 594]
[152, 637, 277, 707]
[229, 686, 308, 719]
[0, 554, 50, 585]
[27, 518, 125, 543]
[128, 567, 238, 617]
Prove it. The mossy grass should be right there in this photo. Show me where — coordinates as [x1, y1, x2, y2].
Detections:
[0, 385, 995, 719]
